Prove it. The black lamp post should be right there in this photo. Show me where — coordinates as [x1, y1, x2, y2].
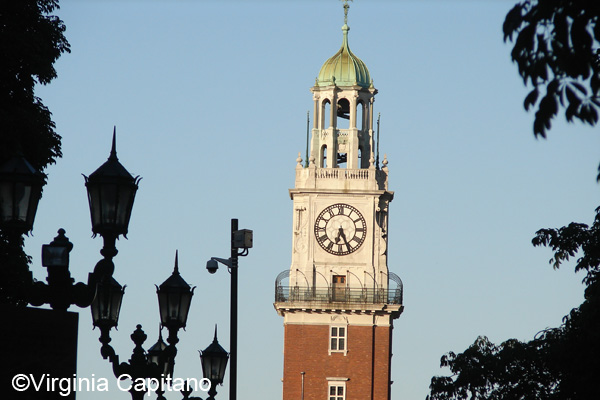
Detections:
[205, 218, 252, 400]
[147, 328, 170, 376]
[0, 154, 44, 235]
[27, 228, 97, 311]
[85, 130, 141, 361]
[102, 324, 166, 400]
[90, 252, 194, 400]
[0, 153, 44, 306]
[90, 274, 126, 357]
[156, 250, 195, 377]
[0, 153, 104, 311]
[157, 251, 195, 339]
[0, 131, 139, 311]
[84, 127, 140, 275]
[1, 132, 209, 400]
[200, 327, 229, 400]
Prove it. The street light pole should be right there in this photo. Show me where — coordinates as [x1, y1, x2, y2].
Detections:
[206, 218, 252, 400]
[230, 218, 238, 400]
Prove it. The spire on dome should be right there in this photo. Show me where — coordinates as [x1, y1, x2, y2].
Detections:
[342, 0, 352, 26]
[316, 0, 370, 88]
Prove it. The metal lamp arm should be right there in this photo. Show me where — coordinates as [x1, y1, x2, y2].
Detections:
[98, 341, 123, 378]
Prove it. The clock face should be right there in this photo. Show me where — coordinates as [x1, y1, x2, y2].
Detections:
[314, 203, 366, 256]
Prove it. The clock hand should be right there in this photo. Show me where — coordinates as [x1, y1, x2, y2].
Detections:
[335, 226, 344, 244]
[338, 229, 351, 251]
[336, 227, 352, 251]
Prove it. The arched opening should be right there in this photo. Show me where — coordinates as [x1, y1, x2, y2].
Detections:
[322, 99, 331, 129]
[321, 145, 328, 168]
[358, 146, 363, 168]
[337, 152, 347, 167]
[356, 100, 364, 131]
[336, 98, 350, 129]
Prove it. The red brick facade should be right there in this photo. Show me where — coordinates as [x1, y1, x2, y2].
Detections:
[282, 323, 392, 400]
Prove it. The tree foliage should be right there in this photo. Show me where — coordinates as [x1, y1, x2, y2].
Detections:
[0, 0, 70, 306]
[428, 4, 600, 397]
[0, 0, 69, 170]
[503, 1, 600, 138]
[428, 336, 559, 400]
[428, 206, 600, 400]
[533, 206, 600, 285]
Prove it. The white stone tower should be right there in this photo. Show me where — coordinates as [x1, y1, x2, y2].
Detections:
[274, 3, 404, 400]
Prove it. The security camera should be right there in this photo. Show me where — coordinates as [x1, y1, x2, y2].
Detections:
[206, 259, 219, 274]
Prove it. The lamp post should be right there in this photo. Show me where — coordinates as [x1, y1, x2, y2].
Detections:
[0, 153, 45, 305]
[1, 131, 217, 400]
[29, 228, 97, 310]
[0, 153, 44, 235]
[0, 130, 139, 311]
[84, 127, 141, 279]
[89, 252, 195, 400]
[200, 326, 229, 400]
[156, 250, 195, 376]
[147, 328, 169, 376]
[205, 218, 252, 400]
[82, 132, 198, 400]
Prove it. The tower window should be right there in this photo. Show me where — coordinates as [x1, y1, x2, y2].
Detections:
[330, 326, 346, 352]
[323, 99, 331, 129]
[329, 384, 346, 400]
[356, 100, 364, 131]
[358, 146, 364, 168]
[321, 145, 328, 168]
[336, 98, 350, 130]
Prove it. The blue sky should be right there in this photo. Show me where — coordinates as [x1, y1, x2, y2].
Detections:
[26, 1, 600, 399]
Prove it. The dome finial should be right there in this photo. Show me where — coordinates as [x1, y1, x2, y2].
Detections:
[341, 0, 352, 25]
[316, 0, 370, 88]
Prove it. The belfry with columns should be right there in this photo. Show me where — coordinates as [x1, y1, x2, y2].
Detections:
[274, 2, 404, 400]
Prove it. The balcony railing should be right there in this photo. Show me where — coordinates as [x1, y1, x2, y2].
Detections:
[274, 286, 402, 305]
[315, 168, 371, 180]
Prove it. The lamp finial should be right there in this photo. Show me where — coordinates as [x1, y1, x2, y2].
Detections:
[110, 126, 118, 160]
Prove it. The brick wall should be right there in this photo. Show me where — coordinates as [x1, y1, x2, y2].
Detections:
[282, 323, 391, 400]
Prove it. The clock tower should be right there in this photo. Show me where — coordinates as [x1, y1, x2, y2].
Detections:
[274, 3, 404, 400]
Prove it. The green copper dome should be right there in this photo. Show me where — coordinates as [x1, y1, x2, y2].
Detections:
[316, 24, 371, 88]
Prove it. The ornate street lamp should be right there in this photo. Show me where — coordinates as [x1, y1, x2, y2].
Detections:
[94, 253, 194, 400]
[91, 275, 125, 329]
[0, 132, 137, 311]
[41, 228, 73, 267]
[200, 327, 229, 391]
[147, 329, 172, 400]
[26, 229, 96, 311]
[97, 324, 165, 400]
[0, 154, 44, 234]
[84, 128, 140, 265]
[90, 275, 125, 357]
[157, 251, 195, 343]
[147, 328, 170, 376]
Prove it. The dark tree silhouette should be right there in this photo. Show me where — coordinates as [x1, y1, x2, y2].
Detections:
[429, 4, 600, 395]
[0, 0, 69, 169]
[428, 207, 600, 400]
[0, 0, 69, 306]
[503, 1, 600, 138]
